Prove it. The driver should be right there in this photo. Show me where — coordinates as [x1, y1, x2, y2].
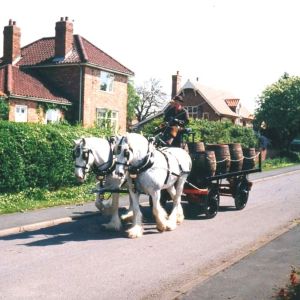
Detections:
[163, 95, 189, 146]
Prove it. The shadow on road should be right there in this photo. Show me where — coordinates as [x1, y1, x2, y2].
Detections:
[0, 206, 161, 246]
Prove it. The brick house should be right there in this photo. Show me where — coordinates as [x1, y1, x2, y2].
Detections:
[133, 71, 253, 130]
[172, 71, 253, 127]
[0, 18, 134, 133]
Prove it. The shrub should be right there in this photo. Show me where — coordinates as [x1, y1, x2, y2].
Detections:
[141, 118, 258, 148]
[0, 121, 111, 192]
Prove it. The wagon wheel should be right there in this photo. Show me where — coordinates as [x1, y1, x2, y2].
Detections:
[205, 186, 219, 219]
[234, 177, 249, 210]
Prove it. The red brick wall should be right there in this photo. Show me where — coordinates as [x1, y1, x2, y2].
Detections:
[33, 66, 81, 122]
[8, 98, 44, 123]
[82, 67, 128, 133]
[19, 66, 129, 132]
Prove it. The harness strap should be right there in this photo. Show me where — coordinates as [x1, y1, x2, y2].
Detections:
[94, 146, 116, 176]
[158, 149, 171, 184]
[128, 152, 154, 175]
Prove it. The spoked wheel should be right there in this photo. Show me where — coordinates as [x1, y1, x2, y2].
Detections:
[234, 177, 250, 210]
[205, 186, 219, 219]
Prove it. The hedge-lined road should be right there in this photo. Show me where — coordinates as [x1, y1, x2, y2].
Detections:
[1, 170, 300, 299]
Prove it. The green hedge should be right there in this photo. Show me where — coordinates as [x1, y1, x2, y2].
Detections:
[0, 121, 110, 193]
[141, 118, 259, 148]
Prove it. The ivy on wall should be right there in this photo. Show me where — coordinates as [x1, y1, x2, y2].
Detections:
[0, 97, 9, 120]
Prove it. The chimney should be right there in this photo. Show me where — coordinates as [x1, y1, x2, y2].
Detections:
[171, 70, 181, 99]
[3, 19, 21, 64]
[55, 17, 73, 58]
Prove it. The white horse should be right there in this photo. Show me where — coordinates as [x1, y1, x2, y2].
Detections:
[73, 137, 131, 231]
[115, 132, 192, 238]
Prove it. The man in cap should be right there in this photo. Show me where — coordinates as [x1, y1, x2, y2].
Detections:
[162, 95, 189, 146]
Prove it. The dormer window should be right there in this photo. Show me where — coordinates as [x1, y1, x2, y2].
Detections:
[100, 71, 114, 92]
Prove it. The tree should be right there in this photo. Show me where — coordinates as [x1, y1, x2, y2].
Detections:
[127, 82, 140, 128]
[135, 78, 167, 122]
[255, 73, 300, 149]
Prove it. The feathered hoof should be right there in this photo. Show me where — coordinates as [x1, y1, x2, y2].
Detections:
[166, 220, 177, 231]
[127, 225, 143, 238]
[121, 211, 134, 222]
[176, 214, 185, 225]
[156, 223, 167, 232]
[101, 221, 122, 231]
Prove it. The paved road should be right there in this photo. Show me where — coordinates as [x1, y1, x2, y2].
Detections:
[0, 166, 300, 299]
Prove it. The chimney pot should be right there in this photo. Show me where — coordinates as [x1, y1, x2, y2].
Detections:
[171, 71, 182, 99]
[60, 17, 64, 21]
[65, 17, 68, 21]
[3, 20, 21, 64]
[55, 17, 73, 57]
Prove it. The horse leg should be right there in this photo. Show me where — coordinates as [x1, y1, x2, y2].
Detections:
[127, 189, 143, 238]
[95, 181, 104, 211]
[102, 193, 122, 231]
[120, 194, 134, 222]
[150, 190, 168, 232]
[167, 178, 186, 230]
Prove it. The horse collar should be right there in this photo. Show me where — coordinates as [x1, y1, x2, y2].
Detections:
[128, 151, 154, 176]
[94, 142, 116, 177]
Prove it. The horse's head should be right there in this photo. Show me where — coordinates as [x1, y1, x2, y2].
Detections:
[73, 138, 95, 182]
[114, 133, 155, 178]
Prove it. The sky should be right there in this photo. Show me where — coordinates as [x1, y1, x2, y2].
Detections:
[1, 0, 300, 113]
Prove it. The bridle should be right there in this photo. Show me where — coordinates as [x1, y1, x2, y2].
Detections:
[73, 145, 94, 176]
[115, 137, 155, 176]
[73, 138, 116, 178]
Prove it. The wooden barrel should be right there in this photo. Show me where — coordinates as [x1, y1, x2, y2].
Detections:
[188, 150, 216, 186]
[206, 144, 231, 174]
[229, 143, 244, 172]
[243, 148, 257, 170]
[188, 142, 205, 154]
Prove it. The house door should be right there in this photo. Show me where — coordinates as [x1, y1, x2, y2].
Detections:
[15, 105, 28, 122]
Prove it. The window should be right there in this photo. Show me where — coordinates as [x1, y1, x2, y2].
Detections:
[96, 108, 118, 133]
[15, 105, 28, 122]
[46, 109, 61, 124]
[100, 71, 114, 92]
[203, 112, 209, 120]
[186, 106, 201, 119]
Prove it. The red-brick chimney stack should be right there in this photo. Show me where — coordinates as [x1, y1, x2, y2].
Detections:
[3, 19, 21, 64]
[171, 70, 182, 99]
[55, 17, 73, 58]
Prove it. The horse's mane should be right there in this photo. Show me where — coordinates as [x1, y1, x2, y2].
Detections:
[126, 133, 150, 159]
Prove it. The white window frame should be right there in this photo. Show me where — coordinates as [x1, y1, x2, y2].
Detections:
[46, 109, 61, 124]
[186, 105, 200, 119]
[96, 108, 118, 133]
[100, 71, 114, 92]
[15, 105, 28, 122]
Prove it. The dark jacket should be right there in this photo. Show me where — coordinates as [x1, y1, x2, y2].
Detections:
[164, 104, 189, 127]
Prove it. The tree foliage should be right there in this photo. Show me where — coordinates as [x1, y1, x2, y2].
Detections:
[127, 82, 140, 126]
[135, 78, 167, 122]
[255, 73, 300, 148]
[0, 97, 9, 120]
[141, 118, 258, 148]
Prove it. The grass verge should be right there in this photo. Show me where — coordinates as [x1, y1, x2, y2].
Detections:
[0, 183, 96, 214]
